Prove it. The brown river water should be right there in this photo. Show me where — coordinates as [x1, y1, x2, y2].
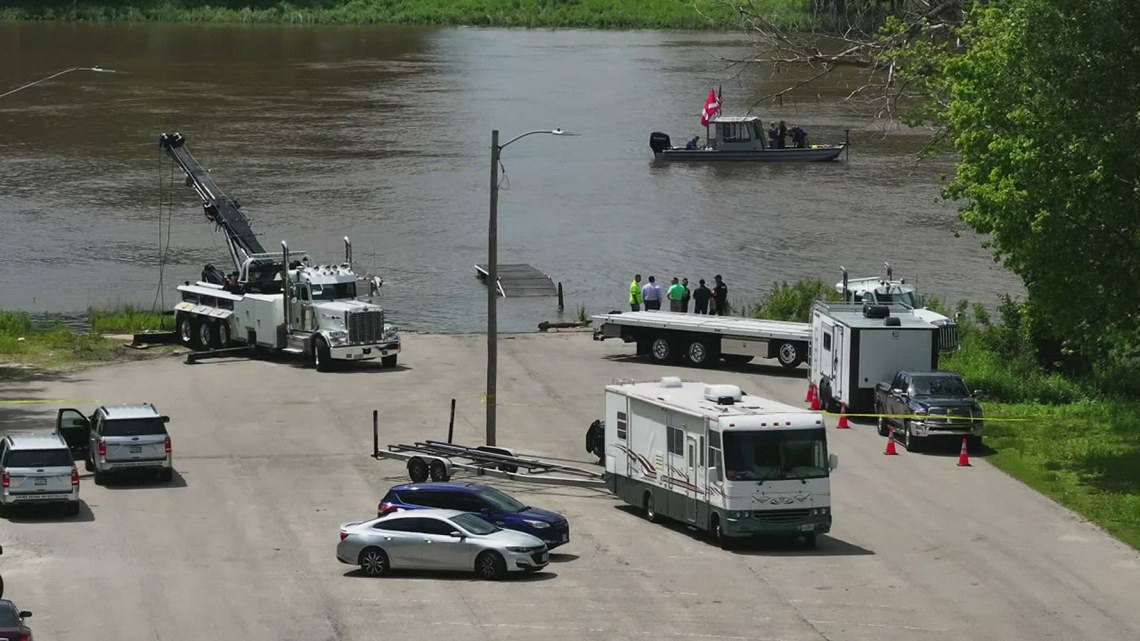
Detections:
[0, 22, 1023, 333]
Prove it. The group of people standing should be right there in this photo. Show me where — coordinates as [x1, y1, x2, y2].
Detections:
[768, 120, 810, 149]
[628, 274, 729, 315]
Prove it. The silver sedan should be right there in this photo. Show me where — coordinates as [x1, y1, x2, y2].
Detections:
[337, 508, 549, 580]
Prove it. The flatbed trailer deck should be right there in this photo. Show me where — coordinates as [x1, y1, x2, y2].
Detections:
[592, 310, 811, 369]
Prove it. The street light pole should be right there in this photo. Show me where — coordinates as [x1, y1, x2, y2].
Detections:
[485, 127, 571, 447]
[0, 66, 119, 100]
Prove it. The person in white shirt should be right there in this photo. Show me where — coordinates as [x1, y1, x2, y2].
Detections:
[642, 275, 662, 311]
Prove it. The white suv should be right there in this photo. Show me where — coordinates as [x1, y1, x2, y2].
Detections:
[57, 403, 173, 485]
[0, 433, 81, 517]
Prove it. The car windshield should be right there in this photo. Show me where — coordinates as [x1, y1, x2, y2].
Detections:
[0, 604, 19, 627]
[4, 448, 73, 468]
[310, 281, 356, 301]
[912, 376, 969, 397]
[722, 428, 829, 482]
[476, 486, 528, 513]
[452, 512, 500, 535]
[102, 418, 167, 437]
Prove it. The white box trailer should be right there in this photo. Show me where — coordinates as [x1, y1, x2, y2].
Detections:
[810, 301, 940, 414]
[592, 311, 811, 369]
[603, 377, 837, 548]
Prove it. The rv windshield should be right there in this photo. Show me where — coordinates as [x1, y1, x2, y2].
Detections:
[722, 428, 829, 481]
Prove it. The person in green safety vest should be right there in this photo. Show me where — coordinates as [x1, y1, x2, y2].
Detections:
[667, 277, 686, 312]
[629, 274, 643, 311]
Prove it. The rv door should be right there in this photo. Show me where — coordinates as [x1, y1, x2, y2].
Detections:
[684, 435, 699, 524]
[832, 325, 848, 405]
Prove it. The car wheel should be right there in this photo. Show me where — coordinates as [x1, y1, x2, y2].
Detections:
[160, 468, 174, 483]
[475, 550, 506, 581]
[66, 501, 81, 517]
[313, 337, 332, 372]
[903, 421, 921, 452]
[93, 468, 105, 486]
[407, 457, 429, 483]
[85, 454, 94, 472]
[359, 547, 389, 577]
[644, 492, 659, 523]
[876, 406, 889, 437]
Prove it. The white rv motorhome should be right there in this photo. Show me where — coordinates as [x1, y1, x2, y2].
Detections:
[603, 377, 837, 549]
[810, 301, 940, 414]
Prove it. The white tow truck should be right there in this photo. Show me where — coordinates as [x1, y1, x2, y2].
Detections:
[158, 132, 400, 371]
[591, 311, 811, 369]
[599, 377, 838, 548]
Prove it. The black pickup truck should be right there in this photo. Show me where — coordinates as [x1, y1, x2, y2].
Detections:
[874, 370, 983, 451]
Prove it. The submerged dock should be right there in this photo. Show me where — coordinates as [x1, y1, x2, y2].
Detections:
[475, 263, 556, 297]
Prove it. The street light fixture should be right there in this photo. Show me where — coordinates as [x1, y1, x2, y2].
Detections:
[0, 66, 120, 100]
[486, 127, 573, 447]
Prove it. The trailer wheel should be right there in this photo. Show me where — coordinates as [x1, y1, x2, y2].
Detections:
[685, 338, 717, 368]
[216, 321, 231, 348]
[177, 313, 195, 348]
[649, 336, 676, 364]
[407, 457, 429, 483]
[776, 341, 805, 369]
[428, 458, 451, 482]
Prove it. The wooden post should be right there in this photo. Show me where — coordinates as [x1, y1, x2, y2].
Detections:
[557, 282, 564, 311]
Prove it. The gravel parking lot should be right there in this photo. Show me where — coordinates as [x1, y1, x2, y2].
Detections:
[2, 333, 1139, 640]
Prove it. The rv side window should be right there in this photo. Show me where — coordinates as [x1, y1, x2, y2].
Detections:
[616, 412, 627, 440]
[667, 427, 683, 456]
[699, 436, 705, 466]
[823, 334, 832, 351]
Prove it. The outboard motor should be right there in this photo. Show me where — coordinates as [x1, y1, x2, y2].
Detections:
[649, 131, 672, 154]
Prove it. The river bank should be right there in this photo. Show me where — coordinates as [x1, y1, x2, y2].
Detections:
[0, 0, 804, 29]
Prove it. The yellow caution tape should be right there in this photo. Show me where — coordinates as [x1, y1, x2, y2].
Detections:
[820, 411, 1027, 422]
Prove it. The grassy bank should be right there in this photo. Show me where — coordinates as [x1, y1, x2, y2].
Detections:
[0, 0, 810, 29]
[751, 281, 1140, 550]
[0, 307, 174, 370]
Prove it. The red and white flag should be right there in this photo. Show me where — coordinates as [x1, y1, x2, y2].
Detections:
[700, 88, 721, 126]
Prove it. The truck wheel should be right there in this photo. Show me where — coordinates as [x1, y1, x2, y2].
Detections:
[196, 321, 214, 351]
[216, 321, 230, 348]
[381, 355, 398, 367]
[876, 405, 890, 437]
[903, 421, 922, 452]
[803, 533, 818, 549]
[776, 342, 805, 369]
[177, 313, 195, 348]
[313, 337, 332, 372]
[686, 338, 716, 367]
[650, 336, 676, 364]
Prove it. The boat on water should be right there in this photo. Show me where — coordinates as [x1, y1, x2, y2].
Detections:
[649, 116, 846, 163]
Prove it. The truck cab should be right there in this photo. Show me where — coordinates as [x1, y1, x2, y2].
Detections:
[874, 370, 983, 452]
[837, 263, 960, 352]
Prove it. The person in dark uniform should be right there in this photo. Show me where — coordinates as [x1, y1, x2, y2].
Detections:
[713, 274, 729, 316]
[692, 279, 713, 314]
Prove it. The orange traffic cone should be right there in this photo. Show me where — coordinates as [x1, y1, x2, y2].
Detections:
[884, 427, 898, 455]
[809, 385, 821, 411]
[836, 403, 850, 429]
[805, 382, 816, 404]
[956, 437, 972, 467]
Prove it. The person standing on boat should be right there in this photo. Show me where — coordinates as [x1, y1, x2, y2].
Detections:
[685, 136, 701, 150]
[791, 125, 808, 148]
[768, 122, 779, 149]
[629, 274, 643, 312]
[713, 275, 729, 315]
[667, 277, 686, 312]
[693, 279, 713, 314]
[777, 121, 788, 149]
[681, 278, 692, 313]
[642, 276, 663, 311]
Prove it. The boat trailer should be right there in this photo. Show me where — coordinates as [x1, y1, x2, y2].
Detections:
[369, 406, 605, 489]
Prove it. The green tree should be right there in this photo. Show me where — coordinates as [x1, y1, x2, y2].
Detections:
[941, 0, 1140, 357]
